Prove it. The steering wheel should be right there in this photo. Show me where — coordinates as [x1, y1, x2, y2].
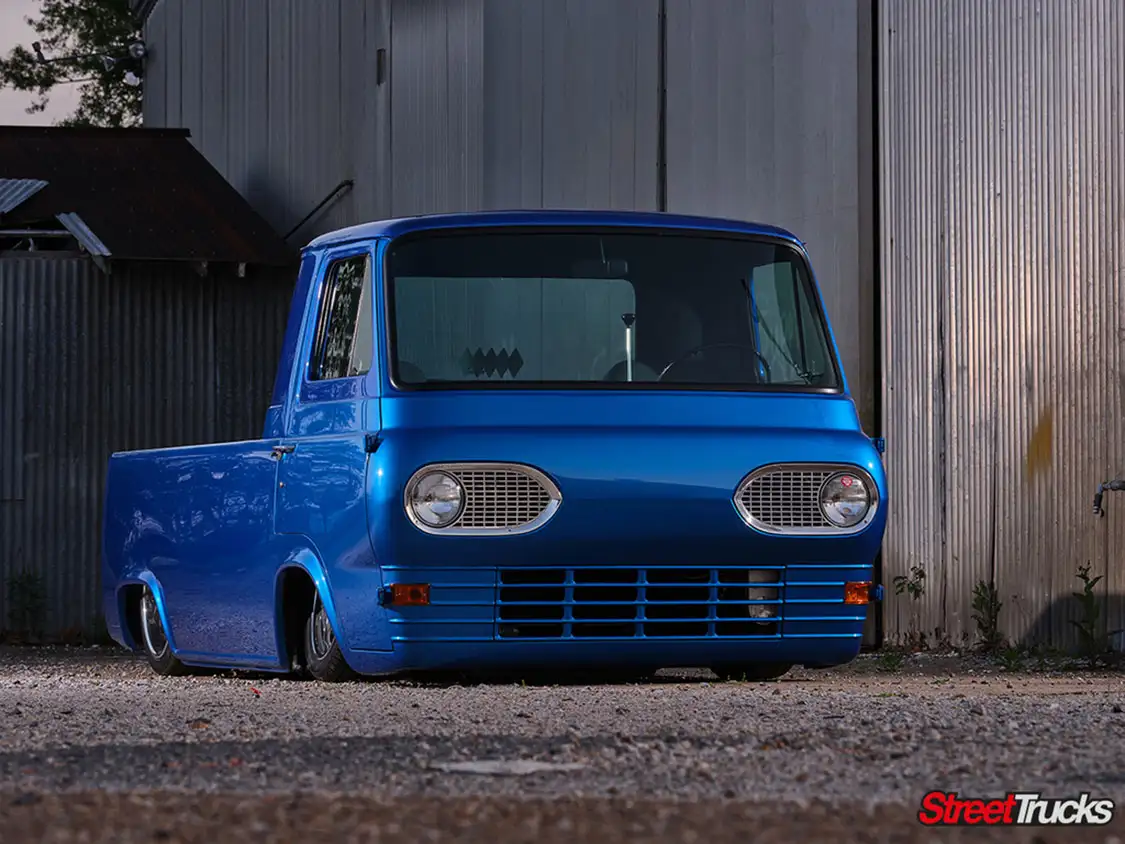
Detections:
[657, 342, 772, 383]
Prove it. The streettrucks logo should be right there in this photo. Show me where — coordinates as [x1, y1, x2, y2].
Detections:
[919, 792, 1115, 826]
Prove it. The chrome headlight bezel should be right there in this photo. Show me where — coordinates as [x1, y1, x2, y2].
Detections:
[404, 470, 465, 529]
[818, 470, 873, 528]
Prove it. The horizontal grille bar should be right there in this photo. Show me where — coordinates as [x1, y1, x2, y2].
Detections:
[497, 567, 783, 640]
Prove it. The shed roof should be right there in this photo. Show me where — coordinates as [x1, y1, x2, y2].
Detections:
[0, 126, 295, 266]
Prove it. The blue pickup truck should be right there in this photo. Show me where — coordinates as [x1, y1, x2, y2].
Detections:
[102, 209, 887, 682]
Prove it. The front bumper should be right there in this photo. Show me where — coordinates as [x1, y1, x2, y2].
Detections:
[340, 561, 877, 676]
[344, 636, 865, 675]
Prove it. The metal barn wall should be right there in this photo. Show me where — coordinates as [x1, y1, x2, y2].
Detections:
[143, 0, 394, 243]
[664, 0, 876, 431]
[0, 256, 293, 638]
[481, 0, 660, 211]
[143, 0, 495, 240]
[142, 0, 873, 413]
[879, 0, 1125, 647]
[390, 0, 484, 215]
[143, 0, 660, 229]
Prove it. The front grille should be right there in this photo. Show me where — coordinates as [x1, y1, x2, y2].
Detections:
[454, 467, 553, 529]
[736, 466, 836, 532]
[497, 567, 782, 639]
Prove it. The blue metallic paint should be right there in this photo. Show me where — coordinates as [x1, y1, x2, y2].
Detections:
[102, 210, 887, 678]
[265, 252, 320, 439]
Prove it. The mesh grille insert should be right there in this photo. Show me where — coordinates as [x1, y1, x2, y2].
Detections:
[738, 467, 836, 531]
[446, 467, 555, 531]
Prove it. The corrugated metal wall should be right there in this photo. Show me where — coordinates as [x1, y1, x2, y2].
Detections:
[139, 0, 878, 644]
[144, 0, 394, 242]
[0, 256, 293, 638]
[391, 0, 485, 215]
[879, 0, 1125, 648]
[664, 0, 875, 431]
[142, 0, 878, 642]
[481, 0, 660, 211]
[144, 0, 661, 227]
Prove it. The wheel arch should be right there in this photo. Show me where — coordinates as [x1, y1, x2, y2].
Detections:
[273, 545, 341, 670]
[115, 572, 174, 654]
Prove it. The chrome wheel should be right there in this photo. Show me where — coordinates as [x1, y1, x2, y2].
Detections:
[140, 588, 169, 658]
[302, 588, 355, 682]
[309, 592, 335, 661]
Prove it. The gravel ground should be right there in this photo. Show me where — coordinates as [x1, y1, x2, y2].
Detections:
[3, 646, 1125, 842]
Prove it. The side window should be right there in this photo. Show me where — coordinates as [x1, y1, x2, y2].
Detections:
[309, 254, 373, 381]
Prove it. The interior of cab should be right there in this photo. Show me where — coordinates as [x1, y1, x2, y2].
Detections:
[386, 228, 838, 390]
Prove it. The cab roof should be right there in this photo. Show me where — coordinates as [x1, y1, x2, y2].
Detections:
[303, 209, 803, 252]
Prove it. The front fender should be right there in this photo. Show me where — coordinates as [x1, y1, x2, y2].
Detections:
[273, 542, 348, 662]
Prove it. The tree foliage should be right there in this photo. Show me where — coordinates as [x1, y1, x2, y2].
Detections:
[0, 0, 142, 127]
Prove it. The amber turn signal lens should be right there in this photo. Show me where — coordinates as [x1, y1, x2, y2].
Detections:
[844, 581, 872, 605]
[390, 583, 430, 606]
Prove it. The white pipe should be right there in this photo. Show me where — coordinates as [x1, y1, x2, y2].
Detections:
[625, 326, 633, 381]
[621, 313, 636, 381]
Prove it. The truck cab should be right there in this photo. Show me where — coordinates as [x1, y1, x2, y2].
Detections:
[102, 210, 886, 682]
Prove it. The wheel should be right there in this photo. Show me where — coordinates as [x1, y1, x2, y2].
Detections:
[711, 663, 792, 682]
[304, 590, 356, 682]
[139, 586, 188, 676]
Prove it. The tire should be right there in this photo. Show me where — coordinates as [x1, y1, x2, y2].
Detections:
[139, 586, 189, 677]
[710, 663, 792, 682]
[304, 590, 356, 682]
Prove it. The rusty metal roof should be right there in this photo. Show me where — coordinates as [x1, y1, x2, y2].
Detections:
[0, 178, 48, 215]
[0, 126, 295, 266]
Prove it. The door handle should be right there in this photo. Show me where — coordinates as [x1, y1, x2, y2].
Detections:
[271, 444, 296, 460]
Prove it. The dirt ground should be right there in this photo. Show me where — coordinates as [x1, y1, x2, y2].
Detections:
[3, 647, 1125, 843]
[6, 791, 1125, 844]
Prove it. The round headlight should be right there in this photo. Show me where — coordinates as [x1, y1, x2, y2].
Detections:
[407, 471, 464, 528]
[819, 472, 872, 528]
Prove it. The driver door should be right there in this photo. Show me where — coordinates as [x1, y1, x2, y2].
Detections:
[273, 244, 389, 651]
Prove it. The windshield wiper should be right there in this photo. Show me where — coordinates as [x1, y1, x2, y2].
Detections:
[739, 278, 818, 383]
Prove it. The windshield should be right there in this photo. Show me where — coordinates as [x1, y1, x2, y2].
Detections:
[386, 229, 840, 391]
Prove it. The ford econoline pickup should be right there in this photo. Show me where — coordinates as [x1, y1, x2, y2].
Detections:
[102, 210, 887, 682]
